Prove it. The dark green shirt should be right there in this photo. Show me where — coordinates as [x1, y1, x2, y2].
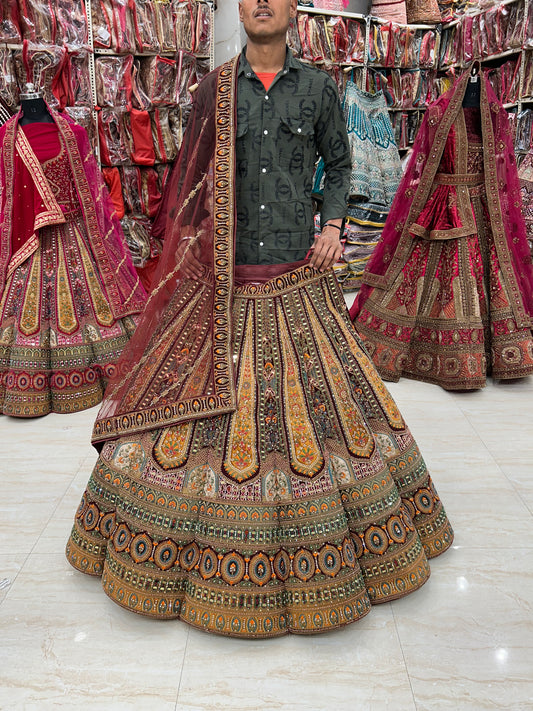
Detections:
[235, 47, 351, 265]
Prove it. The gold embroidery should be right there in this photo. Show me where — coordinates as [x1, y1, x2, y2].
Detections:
[154, 422, 193, 470]
[76, 227, 114, 326]
[20, 250, 42, 336]
[332, 301, 405, 431]
[223, 313, 259, 482]
[56, 233, 78, 334]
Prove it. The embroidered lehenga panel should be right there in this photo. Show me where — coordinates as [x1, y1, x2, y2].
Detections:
[351, 72, 533, 390]
[0, 120, 145, 416]
[67, 266, 453, 638]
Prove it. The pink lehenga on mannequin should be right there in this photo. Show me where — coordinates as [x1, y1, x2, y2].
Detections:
[0, 112, 147, 416]
[351, 69, 533, 390]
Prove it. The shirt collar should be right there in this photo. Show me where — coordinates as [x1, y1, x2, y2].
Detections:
[237, 45, 301, 77]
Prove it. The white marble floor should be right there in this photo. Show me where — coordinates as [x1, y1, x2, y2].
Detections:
[1, 371, 533, 710]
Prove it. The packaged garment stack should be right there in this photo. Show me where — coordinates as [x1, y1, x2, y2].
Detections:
[438, 0, 526, 102]
[437, 0, 468, 22]
[92, 0, 213, 273]
[289, 6, 441, 292]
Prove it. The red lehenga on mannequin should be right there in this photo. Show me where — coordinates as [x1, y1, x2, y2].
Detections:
[0, 112, 147, 416]
[351, 69, 533, 390]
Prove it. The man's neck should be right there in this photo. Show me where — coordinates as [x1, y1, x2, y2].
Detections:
[245, 39, 286, 74]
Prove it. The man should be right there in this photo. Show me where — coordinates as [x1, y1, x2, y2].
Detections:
[66, 0, 453, 638]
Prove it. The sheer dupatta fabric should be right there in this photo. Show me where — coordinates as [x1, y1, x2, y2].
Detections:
[350, 68, 533, 330]
[93, 58, 238, 446]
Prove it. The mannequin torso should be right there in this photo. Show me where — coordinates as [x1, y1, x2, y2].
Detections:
[19, 98, 54, 125]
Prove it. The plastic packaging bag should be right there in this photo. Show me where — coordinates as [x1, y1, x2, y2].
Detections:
[70, 50, 92, 107]
[139, 55, 177, 106]
[154, 0, 176, 53]
[130, 0, 160, 53]
[174, 0, 195, 52]
[55, 0, 88, 48]
[194, 1, 212, 57]
[0, 0, 22, 43]
[0, 48, 19, 110]
[98, 108, 131, 165]
[95, 55, 133, 109]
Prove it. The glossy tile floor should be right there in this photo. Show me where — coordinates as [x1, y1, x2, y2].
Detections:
[1, 369, 533, 710]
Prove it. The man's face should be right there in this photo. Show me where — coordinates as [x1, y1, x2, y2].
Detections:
[238, 0, 297, 43]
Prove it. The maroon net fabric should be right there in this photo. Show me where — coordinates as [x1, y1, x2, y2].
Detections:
[351, 68, 533, 329]
[93, 59, 239, 444]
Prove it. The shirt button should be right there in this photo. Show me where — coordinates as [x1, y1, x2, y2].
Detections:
[283, 70, 287, 74]
[261, 168, 267, 173]
[246, 73, 251, 77]
[297, 128, 302, 133]
[260, 204, 265, 209]
[264, 95, 269, 100]
[263, 129, 268, 135]
[259, 242, 264, 247]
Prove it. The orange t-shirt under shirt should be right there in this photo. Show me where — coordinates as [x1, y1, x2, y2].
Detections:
[256, 72, 277, 91]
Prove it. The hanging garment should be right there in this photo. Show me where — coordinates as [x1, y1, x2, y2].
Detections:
[351, 69, 533, 390]
[65, 56, 453, 638]
[0, 112, 146, 416]
[405, 0, 441, 24]
[314, 81, 402, 226]
[371, 0, 407, 25]
[344, 82, 403, 209]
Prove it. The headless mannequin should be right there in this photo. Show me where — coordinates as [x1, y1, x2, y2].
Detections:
[462, 67, 480, 108]
[20, 97, 54, 125]
[18, 84, 53, 125]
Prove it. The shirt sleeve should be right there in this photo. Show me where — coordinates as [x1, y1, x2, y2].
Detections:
[315, 75, 351, 227]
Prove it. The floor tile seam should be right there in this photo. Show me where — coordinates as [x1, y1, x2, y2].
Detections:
[451, 407, 533, 515]
[454, 397, 530, 446]
[0, 552, 30, 609]
[502, 478, 533, 519]
[174, 626, 190, 710]
[27, 455, 89, 559]
[391, 603, 420, 711]
[464, 434, 533, 519]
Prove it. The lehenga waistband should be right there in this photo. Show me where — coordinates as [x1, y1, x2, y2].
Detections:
[234, 259, 309, 285]
[433, 172, 484, 186]
[234, 262, 327, 297]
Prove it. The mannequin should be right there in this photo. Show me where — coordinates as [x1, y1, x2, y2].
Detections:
[0, 94, 147, 416]
[18, 83, 53, 125]
[462, 65, 481, 108]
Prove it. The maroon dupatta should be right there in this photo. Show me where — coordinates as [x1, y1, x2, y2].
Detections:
[93, 58, 239, 446]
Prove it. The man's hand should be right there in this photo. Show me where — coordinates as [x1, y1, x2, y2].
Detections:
[176, 236, 204, 280]
[309, 223, 344, 272]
